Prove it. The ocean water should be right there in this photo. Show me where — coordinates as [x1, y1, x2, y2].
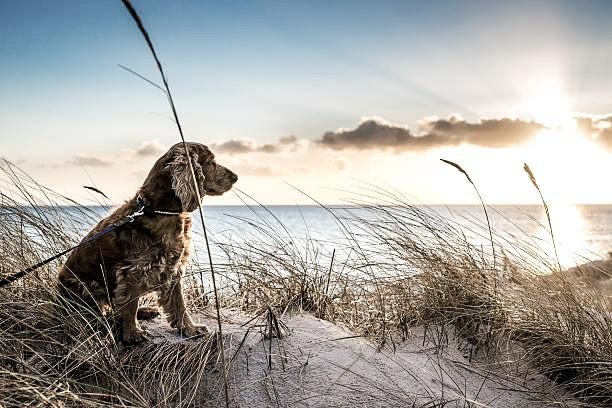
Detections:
[191, 204, 612, 269]
[16, 204, 612, 270]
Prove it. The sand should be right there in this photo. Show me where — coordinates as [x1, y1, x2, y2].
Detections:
[139, 311, 578, 407]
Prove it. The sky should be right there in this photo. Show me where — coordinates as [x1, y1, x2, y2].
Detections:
[1, 0, 612, 205]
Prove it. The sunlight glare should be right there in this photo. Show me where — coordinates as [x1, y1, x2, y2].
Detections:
[523, 128, 604, 205]
[522, 81, 574, 129]
[536, 203, 591, 268]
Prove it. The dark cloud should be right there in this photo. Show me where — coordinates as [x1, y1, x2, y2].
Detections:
[318, 117, 449, 151]
[317, 116, 544, 151]
[419, 115, 544, 148]
[211, 136, 301, 155]
[575, 114, 612, 148]
[279, 135, 298, 145]
[72, 155, 113, 167]
[134, 140, 165, 157]
[212, 139, 259, 154]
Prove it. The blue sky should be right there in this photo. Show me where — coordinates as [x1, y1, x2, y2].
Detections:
[2, 1, 612, 204]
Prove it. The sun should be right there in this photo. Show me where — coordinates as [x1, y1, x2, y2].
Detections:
[519, 80, 593, 204]
[521, 81, 574, 129]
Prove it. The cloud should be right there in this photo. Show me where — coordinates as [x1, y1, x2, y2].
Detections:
[0, 159, 27, 170]
[33, 155, 113, 169]
[211, 135, 303, 155]
[211, 139, 267, 154]
[35, 140, 163, 169]
[278, 135, 298, 145]
[575, 114, 612, 148]
[228, 154, 316, 177]
[317, 115, 544, 151]
[72, 154, 113, 167]
[134, 140, 165, 157]
[318, 116, 444, 151]
[232, 163, 276, 176]
[419, 114, 544, 148]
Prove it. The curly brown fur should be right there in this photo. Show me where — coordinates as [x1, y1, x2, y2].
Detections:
[58, 142, 237, 344]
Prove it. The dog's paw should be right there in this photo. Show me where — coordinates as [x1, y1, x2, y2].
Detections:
[180, 324, 209, 338]
[123, 328, 151, 345]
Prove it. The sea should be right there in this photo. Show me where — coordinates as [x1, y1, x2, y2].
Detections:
[13, 204, 612, 270]
[139, 204, 612, 269]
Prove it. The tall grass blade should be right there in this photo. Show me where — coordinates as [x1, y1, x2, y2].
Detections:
[440, 159, 496, 274]
[119, 1, 230, 406]
[523, 163, 561, 271]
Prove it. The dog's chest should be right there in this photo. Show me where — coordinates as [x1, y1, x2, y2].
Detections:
[162, 215, 192, 267]
[141, 215, 193, 285]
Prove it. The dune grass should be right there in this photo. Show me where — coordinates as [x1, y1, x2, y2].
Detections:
[1, 163, 611, 406]
[214, 186, 612, 405]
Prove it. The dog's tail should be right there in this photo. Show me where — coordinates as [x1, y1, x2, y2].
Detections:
[137, 306, 160, 320]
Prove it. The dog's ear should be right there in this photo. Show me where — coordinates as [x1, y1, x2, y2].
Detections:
[166, 149, 205, 212]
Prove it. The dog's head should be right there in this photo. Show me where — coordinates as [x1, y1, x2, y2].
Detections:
[141, 142, 238, 212]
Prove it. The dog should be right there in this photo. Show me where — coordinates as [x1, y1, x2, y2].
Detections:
[58, 142, 237, 343]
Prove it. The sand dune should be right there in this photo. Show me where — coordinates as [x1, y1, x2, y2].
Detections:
[141, 312, 577, 407]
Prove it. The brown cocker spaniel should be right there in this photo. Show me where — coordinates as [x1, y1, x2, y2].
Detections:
[58, 142, 237, 343]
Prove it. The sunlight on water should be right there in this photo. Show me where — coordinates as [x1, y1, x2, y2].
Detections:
[536, 204, 592, 267]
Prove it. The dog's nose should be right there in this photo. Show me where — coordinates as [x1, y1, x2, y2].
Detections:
[230, 172, 238, 183]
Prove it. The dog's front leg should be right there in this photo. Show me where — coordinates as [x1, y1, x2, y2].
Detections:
[119, 299, 149, 343]
[158, 279, 208, 337]
[114, 270, 150, 344]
